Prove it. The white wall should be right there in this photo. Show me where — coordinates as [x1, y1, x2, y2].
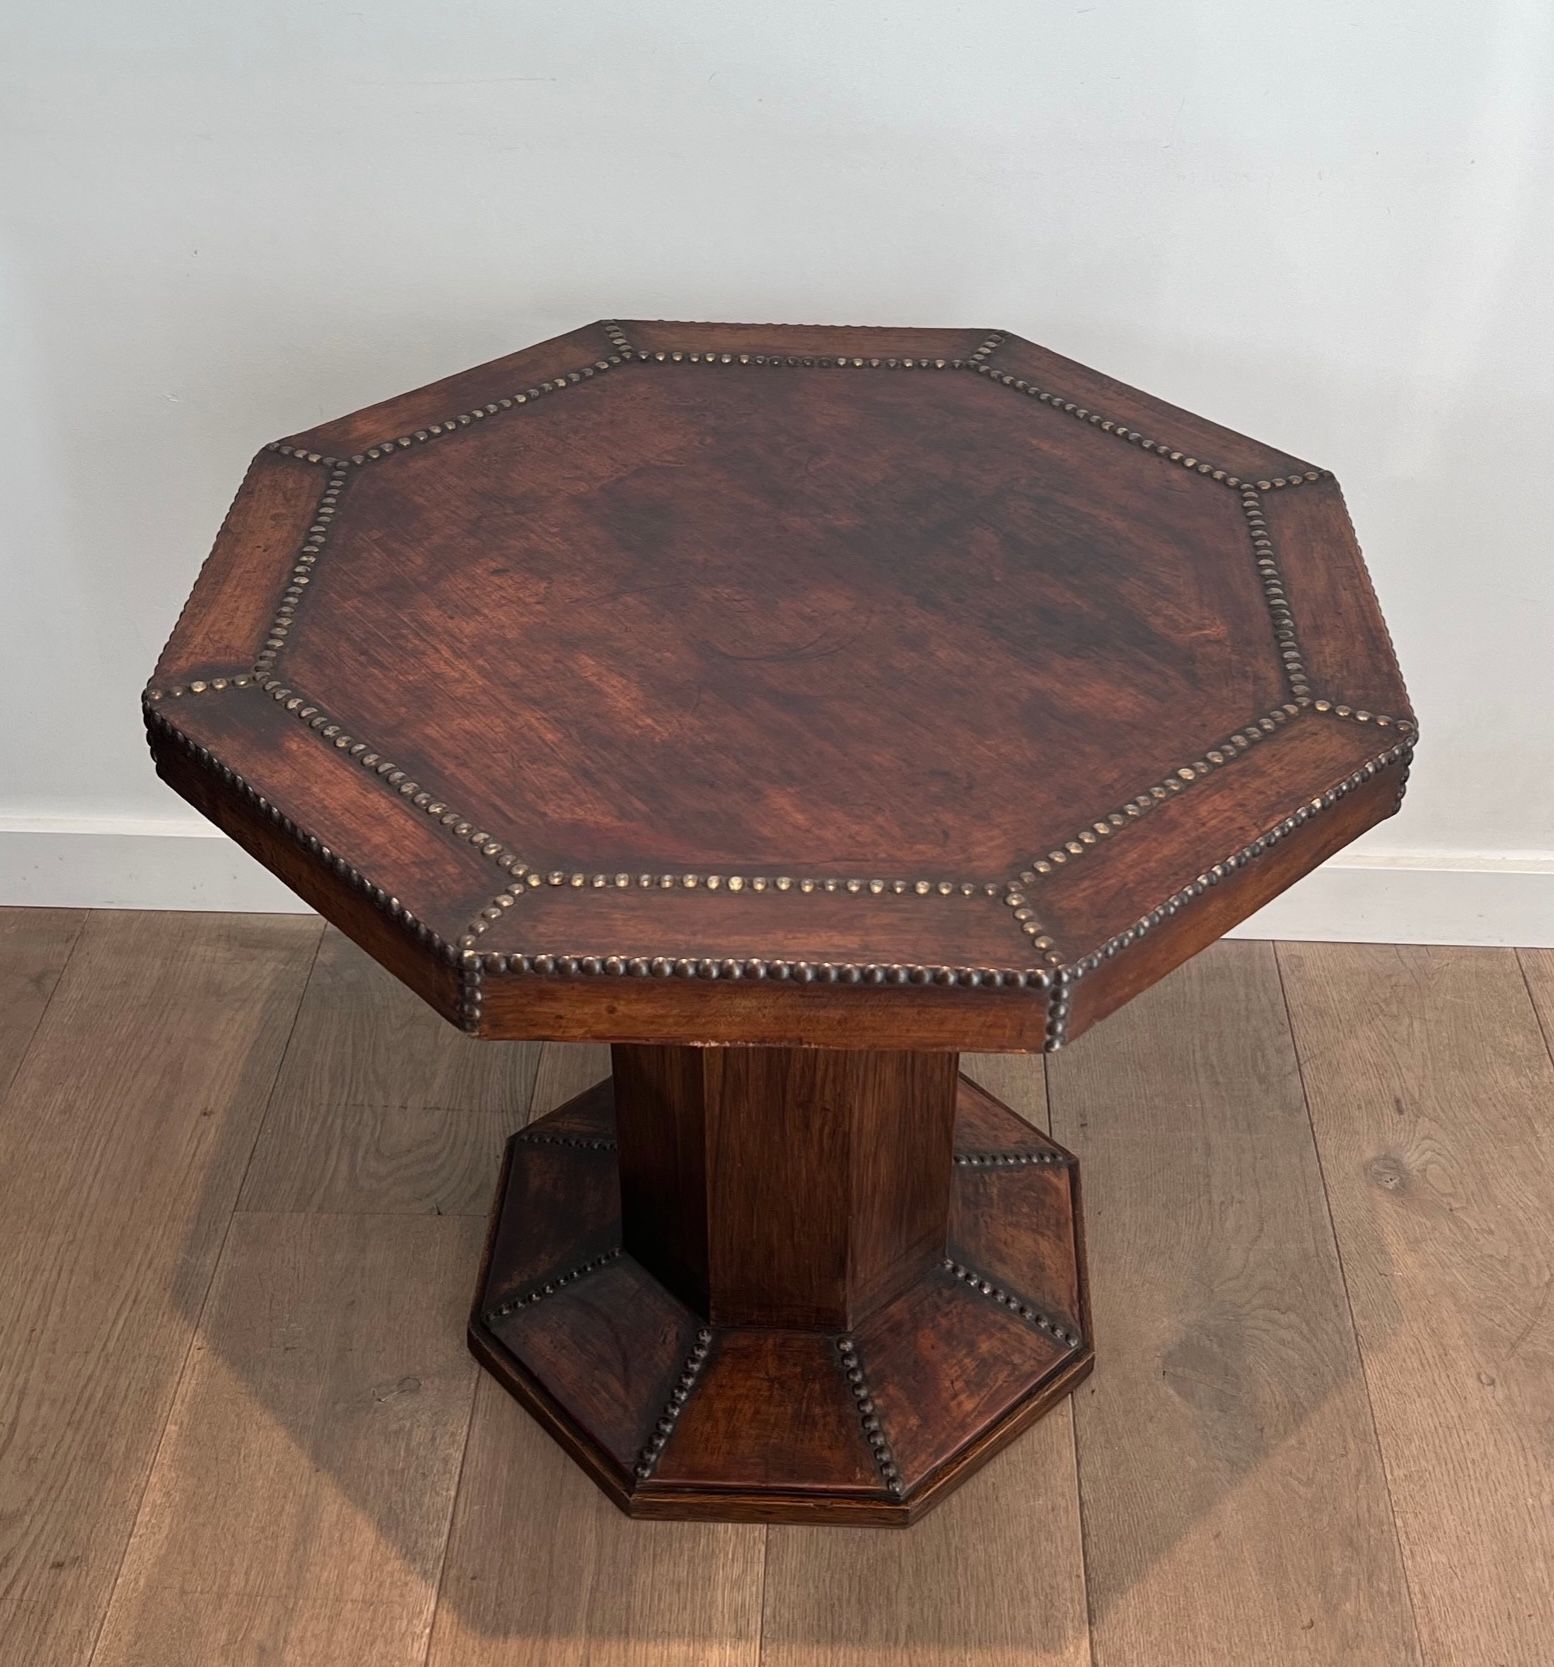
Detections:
[4, 2, 1552, 943]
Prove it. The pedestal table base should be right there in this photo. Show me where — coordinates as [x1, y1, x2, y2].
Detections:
[469, 1050, 1091, 1526]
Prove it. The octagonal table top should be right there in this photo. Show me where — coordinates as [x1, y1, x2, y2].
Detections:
[146, 319, 1414, 1052]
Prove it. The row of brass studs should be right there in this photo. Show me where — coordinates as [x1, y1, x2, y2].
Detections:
[461, 950, 483, 1032]
[513, 1129, 617, 1153]
[459, 880, 533, 1030]
[1016, 701, 1314, 883]
[966, 357, 1329, 491]
[264, 358, 624, 469]
[155, 672, 1052, 996]
[142, 708, 458, 964]
[254, 678, 527, 879]
[612, 320, 1003, 365]
[1242, 488, 1311, 701]
[635, 1326, 714, 1482]
[260, 324, 1328, 505]
[1313, 698, 1412, 729]
[536, 869, 1001, 899]
[1393, 751, 1412, 809]
[462, 881, 530, 950]
[837, 1337, 903, 1497]
[944, 1258, 1081, 1348]
[999, 885, 1063, 968]
[235, 680, 1011, 912]
[253, 468, 349, 678]
[472, 951, 1057, 990]
[144, 672, 254, 702]
[1045, 972, 1073, 1053]
[1063, 740, 1416, 991]
[484, 1246, 621, 1322]
[953, 1148, 1073, 1168]
[622, 346, 962, 370]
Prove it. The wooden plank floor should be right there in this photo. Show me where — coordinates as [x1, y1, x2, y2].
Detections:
[0, 910, 1549, 1667]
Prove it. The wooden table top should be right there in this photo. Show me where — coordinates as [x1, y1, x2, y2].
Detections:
[146, 319, 1413, 1051]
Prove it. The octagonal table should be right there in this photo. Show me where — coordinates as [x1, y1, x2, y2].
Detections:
[146, 319, 1413, 1525]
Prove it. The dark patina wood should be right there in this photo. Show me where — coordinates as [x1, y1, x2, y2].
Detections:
[470, 1067, 1089, 1524]
[146, 317, 1411, 1524]
[613, 1044, 958, 1329]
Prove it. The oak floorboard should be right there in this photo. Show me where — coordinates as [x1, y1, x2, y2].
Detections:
[426, 1040, 763, 1667]
[0, 906, 85, 1099]
[1047, 942, 1420, 1667]
[0, 910, 321, 1667]
[239, 928, 541, 1215]
[757, 1053, 1091, 1667]
[90, 1211, 484, 1667]
[1280, 944, 1554, 1667]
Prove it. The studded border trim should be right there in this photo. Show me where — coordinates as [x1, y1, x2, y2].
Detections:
[836, 1336, 904, 1498]
[147, 320, 1415, 1018]
[254, 466, 349, 680]
[634, 1325, 713, 1482]
[144, 671, 256, 701]
[525, 868, 1003, 901]
[513, 1128, 618, 1153]
[474, 948, 1057, 989]
[264, 356, 627, 469]
[965, 355, 1329, 492]
[483, 1246, 622, 1324]
[144, 705, 461, 966]
[254, 676, 527, 879]
[1014, 699, 1409, 888]
[1045, 737, 1416, 1049]
[953, 1146, 1073, 1168]
[944, 1257, 1082, 1349]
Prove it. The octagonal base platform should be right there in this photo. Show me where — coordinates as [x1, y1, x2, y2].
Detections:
[469, 1074, 1092, 1525]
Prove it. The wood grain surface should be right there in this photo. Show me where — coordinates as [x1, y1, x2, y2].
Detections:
[0, 905, 83, 1098]
[239, 927, 539, 1215]
[613, 1044, 957, 1326]
[90, 1212, 483, 1667]
[0, 910, 320, 1667]
[1046, 941, 1422, 1666]
[1280, 943, 1554, 1667]
[146, 319, 1413, 1050]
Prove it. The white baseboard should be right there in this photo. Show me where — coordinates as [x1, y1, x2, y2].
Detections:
[1227, 852, 1554, 948]
[2, 817, 310, 914]
[2, 819, 1552, 948]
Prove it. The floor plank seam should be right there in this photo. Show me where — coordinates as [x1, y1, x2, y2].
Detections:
[0, 908, 88, 1104]
[1271, 940, 1430, 1662]
[1515, 949, 1554, 1068]
[84, 915, 325, 1667]
[416, 1365, 485, 1667]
